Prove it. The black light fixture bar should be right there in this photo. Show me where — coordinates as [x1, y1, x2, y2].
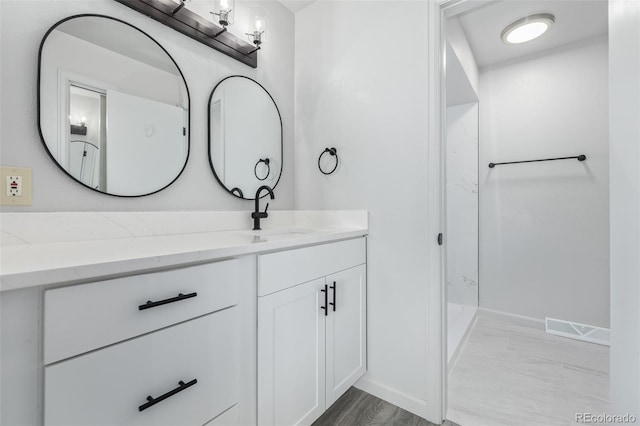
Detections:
[113, 0, 257, 68]
[488, 154, 586, 168]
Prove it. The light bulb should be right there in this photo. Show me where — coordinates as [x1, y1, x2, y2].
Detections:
[213, 0, 235, 26]
[247, 7, 267, 47]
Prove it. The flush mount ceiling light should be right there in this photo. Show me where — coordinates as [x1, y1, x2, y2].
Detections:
[501, 13, 555, 44]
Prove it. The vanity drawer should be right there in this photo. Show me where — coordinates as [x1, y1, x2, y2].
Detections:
[45, 308, 238, 426]
[258, 238, 366, 296]
[44, 259, 239, 364]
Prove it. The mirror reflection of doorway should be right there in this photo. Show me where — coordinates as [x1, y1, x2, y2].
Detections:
[68, 84, 106, 190]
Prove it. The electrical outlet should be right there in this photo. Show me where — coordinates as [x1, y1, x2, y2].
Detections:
[7, 175, 22, 197]
[0, 166, 32, 206]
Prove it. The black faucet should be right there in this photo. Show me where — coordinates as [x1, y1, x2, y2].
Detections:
[252, 185, 275, 230]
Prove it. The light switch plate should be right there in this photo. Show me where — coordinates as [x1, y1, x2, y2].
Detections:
[0, 166, 32, 206]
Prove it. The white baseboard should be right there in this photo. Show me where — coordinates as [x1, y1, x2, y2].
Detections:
[354, 374, 428, 420]
[447, 305, 477, 369]
[477, 307, 545, 329]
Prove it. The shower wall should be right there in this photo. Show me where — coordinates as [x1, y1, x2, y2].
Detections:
[479, 37, 609, 327]
[446, 102, 479, 307]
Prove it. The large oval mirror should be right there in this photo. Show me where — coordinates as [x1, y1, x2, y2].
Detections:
[38, 15, 189, 197]
[208, 76, 282, 199]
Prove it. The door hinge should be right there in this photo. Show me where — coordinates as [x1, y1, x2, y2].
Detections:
[437, 233, 443, 246]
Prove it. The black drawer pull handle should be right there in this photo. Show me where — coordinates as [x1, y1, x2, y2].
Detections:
[330, 281, 336, 312]
[320, 284, 328, 316]
[138, 292, 197, 311]
[139, 379, 197, 412]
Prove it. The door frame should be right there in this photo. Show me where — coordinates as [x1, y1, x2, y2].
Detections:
[425, 0, 499, 422]
[429, 1, 635, 423]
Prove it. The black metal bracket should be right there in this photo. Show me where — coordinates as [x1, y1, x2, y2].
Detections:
[318, 147, 339, 175]
[138, 292, 197, 310]
[489, 154, 586, 168]
[254, 158, 270, 181]
[113, 0, 258, 68]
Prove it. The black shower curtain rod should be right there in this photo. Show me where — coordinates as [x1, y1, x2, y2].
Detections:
[488, 154, 586, 168]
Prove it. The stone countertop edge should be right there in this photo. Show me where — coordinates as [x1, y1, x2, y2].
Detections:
[0, 227, 368, 292]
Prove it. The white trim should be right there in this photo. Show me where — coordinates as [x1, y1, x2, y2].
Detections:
[430, 2, 511, 423]
[447, 305, 477, 369]
[426, 0, 446, 423]
[354, 375, 427, 419]
[442, 0, 499, 18]
[57, 69, 70, 167]
[477, 307, 545, 328]
[57, 69, 115, 169]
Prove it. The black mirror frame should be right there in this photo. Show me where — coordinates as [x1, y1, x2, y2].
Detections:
[37, 14, 191, 198]
[207, 75, 283, 200]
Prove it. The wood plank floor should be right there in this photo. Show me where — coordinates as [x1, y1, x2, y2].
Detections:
[312, 387, 459, 426]
[447, 313, 610, 426]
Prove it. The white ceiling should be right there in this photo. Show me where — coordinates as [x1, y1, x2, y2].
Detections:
[457, 0, 608, 68]
[278, 0, 317, 14]
[57, 18, 180, 76]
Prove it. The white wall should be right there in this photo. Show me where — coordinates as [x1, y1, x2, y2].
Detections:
[295, 0, 432, 416]
[609, 0, 640, 417]
[446, 103, 478, 308]
[446, 17, 479, 97]
[479, 38, 610, 327]
[0, 0, 294, 211]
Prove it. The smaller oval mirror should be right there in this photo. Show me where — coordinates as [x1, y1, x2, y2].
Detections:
[38, 15, 189, 197]
[208, 76, 282, 199]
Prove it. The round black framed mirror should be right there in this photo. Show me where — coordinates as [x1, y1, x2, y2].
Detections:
[208, 75, 283, 199]
[38, 14, 190, 197]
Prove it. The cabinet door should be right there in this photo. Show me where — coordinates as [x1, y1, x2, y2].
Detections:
[325, 265, 367, 407]
[258, 278, 327, 426]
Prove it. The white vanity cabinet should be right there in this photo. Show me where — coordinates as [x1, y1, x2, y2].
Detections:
[257, 238, 367, 426]
[0, 215, 368, 426]
[42, 259, 253, 426]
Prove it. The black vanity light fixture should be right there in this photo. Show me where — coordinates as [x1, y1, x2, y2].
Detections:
[245, 7, 266, 54]
[70, 117, 87, 135]
[210, 0, 234, 36]
[113, 0, 259, 68]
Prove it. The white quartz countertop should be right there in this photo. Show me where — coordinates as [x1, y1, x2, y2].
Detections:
[0, 211, 368, 292]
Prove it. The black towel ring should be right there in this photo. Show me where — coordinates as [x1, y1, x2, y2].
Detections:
[254, 158, 270, 181]
[230, 187, 244, 198]
[318, 147, 339, 175]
